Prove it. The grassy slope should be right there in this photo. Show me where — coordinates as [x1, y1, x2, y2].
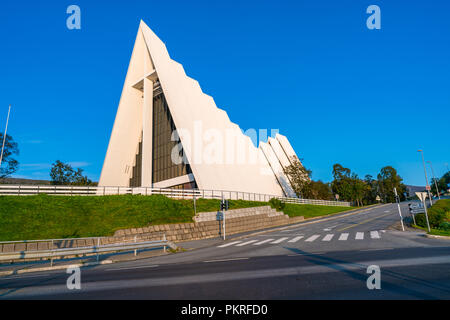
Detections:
[0, 194, 353, 241]
[413, 199, 450, 236]
[282, 203, 353, 219]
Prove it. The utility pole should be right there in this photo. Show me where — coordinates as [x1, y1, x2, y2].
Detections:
[418, 150, 433, 207]
[0, 105, 11, 169]
[427, 161, 441, 200]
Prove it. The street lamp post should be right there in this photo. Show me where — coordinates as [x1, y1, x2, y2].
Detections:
[418, 150, 433, 206]
[427, 161, 441, 200]
[0, 105, 11, 169]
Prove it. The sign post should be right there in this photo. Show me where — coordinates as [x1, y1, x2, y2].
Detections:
[394, 188, 405, 231]
[416, 192, 431, 232]
[220, 198, 229, 240]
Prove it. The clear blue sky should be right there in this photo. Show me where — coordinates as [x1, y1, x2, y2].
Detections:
[0, 0, 449, 185]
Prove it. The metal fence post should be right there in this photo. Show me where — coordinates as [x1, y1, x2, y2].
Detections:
[134, 236, 137, 256]
[50, 239, 54, 267]
[97, 237, 100, 262]
[163, 233, 166, 253]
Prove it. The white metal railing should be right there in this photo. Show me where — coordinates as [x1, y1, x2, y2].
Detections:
[0, 234, 176, 265]
[0, 184, 350, 207]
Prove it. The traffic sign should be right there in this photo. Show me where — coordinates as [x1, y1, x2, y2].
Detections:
[415, 192, 427, 202]
[426, 185, 431, 191]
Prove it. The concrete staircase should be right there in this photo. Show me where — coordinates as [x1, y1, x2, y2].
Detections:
[193, 205, 285, 222]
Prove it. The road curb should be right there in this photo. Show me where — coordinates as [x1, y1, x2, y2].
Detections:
[425, 234, 450, 240]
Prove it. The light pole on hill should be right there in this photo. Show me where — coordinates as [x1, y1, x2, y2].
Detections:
[0, 105, 11, 169]
[427, 161, 441, 200]
[418, 150, 433, 206]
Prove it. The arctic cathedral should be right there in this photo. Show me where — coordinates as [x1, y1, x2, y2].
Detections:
[99, 21, 304, 198]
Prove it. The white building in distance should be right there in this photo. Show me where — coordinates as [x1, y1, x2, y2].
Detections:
[99, 21, 303, 197]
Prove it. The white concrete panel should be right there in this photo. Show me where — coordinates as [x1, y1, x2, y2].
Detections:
[260, 142, 296, 197]
[268, 137, 291, 169]
[276, 133, 299, 165]
[99, 29, 152, 187]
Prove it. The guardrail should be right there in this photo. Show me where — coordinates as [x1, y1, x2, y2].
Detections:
[0, 185, 351, 207]
[0, 234, 177, 265]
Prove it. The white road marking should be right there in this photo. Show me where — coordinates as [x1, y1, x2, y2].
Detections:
[323, 225, 338, 231]
[253, 239, 275, 245]
[322, 234, 334, 241]
[288, 236, 304, 243]
[271, 237, 289, 244]
[384, 210, 390, 213]
[236, 240, 258, 246]
[370, 231, 381, 239]
[355, 232, 364, 240]
[338, 233, 349, 241]
[305, 235, 320, 242]
[217, 241, 242, 248]
[204, 257, 249, 263]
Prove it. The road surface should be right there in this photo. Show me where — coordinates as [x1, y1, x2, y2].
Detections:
[1, 203, 449, 299]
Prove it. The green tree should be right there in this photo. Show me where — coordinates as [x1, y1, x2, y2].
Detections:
[363, 174, 378, 204]
[431, 172, 450, 195]
[377, 166, 406, 203]
[50, 160, 93, 186]
[283, 157, 311, 198]
[331, 164, 354, 202]
[0, 133, 19, 179]
[304, 180, 333, 200]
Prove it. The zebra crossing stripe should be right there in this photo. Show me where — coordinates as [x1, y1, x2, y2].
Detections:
[355, 232, 364, 240]
[305, 235, 320, 242]
[253, 239, 275, 245]
[236, 240, 258, 246]
[270, 237, 289, 244]
[338, 233, 349, 241]
[370, 231, 380, 239]
[218, 241, 242, 248]
[288, 236, 304, 243]
[322, 234, 334, 241]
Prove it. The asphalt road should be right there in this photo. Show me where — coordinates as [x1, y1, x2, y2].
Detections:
[1, 202, 449, 299]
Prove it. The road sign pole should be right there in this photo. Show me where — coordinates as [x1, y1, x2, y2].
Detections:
[222, 196, 226, 241]
[416, 192, 431, 232]
[394, 188, 405, 231]
[423, 200, 431, 232]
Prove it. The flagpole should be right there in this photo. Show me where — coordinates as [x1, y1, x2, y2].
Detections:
[0, 105, 12, 168]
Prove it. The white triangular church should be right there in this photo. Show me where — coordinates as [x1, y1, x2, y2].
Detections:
[99, 21, 303, 197]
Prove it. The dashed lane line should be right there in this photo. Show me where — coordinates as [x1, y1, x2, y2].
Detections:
[236, 240, 258, 247]
[253, 239, 275, 245]
[355, 232, 364, 240]
[288, 236, 304, 243]
[217, 241, 242, 248]
[370, 231, 381, 239]
[305, 235, 320, 242]
[338, 233, 349, 241]
[270, 237, 289, 244]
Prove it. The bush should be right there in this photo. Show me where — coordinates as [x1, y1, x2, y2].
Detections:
[269, 198, 285, 211]
[415, 199, 450, 229]
[438, 221, 450, 231]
